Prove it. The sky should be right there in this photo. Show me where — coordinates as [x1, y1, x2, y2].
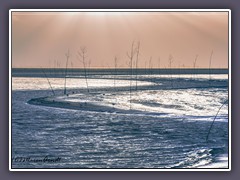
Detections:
[12, 11, 229, 68]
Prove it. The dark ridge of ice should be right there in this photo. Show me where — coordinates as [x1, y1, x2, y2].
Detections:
[27, 97, 169, 116]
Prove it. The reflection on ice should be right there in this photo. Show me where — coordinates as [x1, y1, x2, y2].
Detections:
[12, 77, 154, 91]
[12, 74, 229, 168]
[23, 74, 228, 122]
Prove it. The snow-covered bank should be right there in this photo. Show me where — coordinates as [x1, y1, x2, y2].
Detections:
[197, 154, 228, 168]
[27, 75, 228, 122]
[12, 77, 153, 91]
[28, 86, 228, 122]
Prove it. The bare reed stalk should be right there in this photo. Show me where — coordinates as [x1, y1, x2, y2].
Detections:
[149, 56, 152, 79]
[114, 56, 118, 91]
[71, 62, 74, 77]
[168, 54, 174, 88]
[114, 56, 118, 106]
[135, 41, 140, 91]
[158, 57, 161, 74]
[145, 61, 147, 75]
[41, 67, 55, 96]
[77, 47, 90, 93]
[54, 59, 56, 78]
[209, 50, 213, 87]
[127, 41, 136, 110]
[206, 100, 228, 142]
[193, 54, 198, 80]
[64, 49, 70, 95]
[178, 62, 181, 81]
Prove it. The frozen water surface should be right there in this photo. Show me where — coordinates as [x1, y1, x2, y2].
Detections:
[11, 73, 229, 169]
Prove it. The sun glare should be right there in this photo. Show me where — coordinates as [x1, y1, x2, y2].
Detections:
[89, 12, 107, 16]
[86, 12, 127, 17]
[59, 11, 139, 17]
[61, 11, 123, 17]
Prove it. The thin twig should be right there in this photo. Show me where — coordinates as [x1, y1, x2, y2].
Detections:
[64, 49, 70, 95]
[193, 54, 198, 80]
[209, 50, 213, 87]
[206, 100, 228, 142]
[77, 47, 90, 93]
[135, 41, 140, 91]
[41, 67, 55, 96]
[126, 41, 136, 110]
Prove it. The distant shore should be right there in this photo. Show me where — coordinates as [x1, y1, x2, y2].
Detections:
[12, 68, 228, 78]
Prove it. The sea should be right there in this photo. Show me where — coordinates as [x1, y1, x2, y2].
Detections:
[11, 68, 229, 169]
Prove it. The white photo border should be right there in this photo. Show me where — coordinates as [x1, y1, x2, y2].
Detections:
[9, 9, 231, 171]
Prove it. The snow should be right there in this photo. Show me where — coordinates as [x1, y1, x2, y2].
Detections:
[26, 74, 228, 122]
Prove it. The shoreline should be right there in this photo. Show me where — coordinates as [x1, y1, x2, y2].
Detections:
[27, 95, 168, 116]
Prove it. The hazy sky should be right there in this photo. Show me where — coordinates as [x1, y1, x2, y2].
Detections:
[12, 11, 229, 68]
